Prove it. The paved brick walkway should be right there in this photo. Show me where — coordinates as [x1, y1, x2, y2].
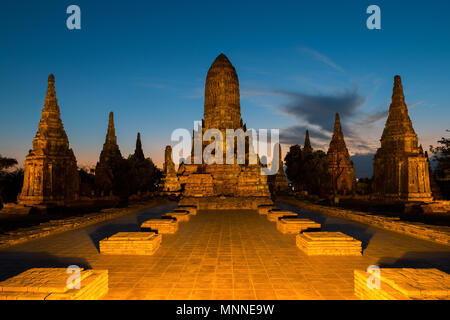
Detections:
[0, 202, 449, 300]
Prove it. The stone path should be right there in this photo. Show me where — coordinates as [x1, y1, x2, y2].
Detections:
[0, 202, 449, 300]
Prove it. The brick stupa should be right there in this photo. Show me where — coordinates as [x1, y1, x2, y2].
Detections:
[178, 54, 272, 209]
[372, 76, 432, 202]
[94, 112, 123, 196]
[327, 113, 355, 195]
[18, 74, 79, 206]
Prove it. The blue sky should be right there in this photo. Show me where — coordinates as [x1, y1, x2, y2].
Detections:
[1, 0, 449, 177]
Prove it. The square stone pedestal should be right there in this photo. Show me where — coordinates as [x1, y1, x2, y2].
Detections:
[277, 218, 321, 234]
[296, 232, 362, 256]
[141, 219, 179, 234]
[354, 268, 450, 300]
[267, 210, 297, 222]
[257, 205, 280, 215]
[163, 211, 190, 222]
[0, 268, 108, 300]
[177, 206, 197, 215]
[99, 232, 161, 255]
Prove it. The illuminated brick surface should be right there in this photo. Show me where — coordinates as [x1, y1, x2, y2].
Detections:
[0, 203, 449, 300]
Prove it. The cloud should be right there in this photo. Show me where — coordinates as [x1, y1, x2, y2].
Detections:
[299, 47, 344, 72]
[254, 87, 383, 154]
[274, 88, 366, 134]
[356, 100, 425, 127]
[280, 124, 331, 145]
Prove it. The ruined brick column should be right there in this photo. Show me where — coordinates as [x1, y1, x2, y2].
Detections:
[160, 145, 181, 193]
[372, 75, 432, 202]
[18, 74, 79, 206]
[327, 113, 355, 195]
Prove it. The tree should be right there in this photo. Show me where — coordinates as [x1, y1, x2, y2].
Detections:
[430, 130, 450, 178]
[0, 155, 17, 173]
[284, 145, 302, 191]
[0, 155, 22, 207]
[284, 145, 330, 196]
[127, 154, 161, 194]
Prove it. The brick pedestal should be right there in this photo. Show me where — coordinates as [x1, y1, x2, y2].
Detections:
[296, 232, 362, 256]
[0, 268, 108, 300]
[354, 268, 450, 300]
[99, 232, 161, 255]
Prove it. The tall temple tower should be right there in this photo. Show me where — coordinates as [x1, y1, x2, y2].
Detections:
[327, 113, 355, 195]
[303, 130, 312, 153]
[178, 54, 272, 209]
[94, 112, 123, 196]
[372, 75, 432, 202]
[133, 132, 145, 161]
[18, 74, 79, 206]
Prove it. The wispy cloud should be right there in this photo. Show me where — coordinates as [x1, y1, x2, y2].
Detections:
[299, 47, 344, 72]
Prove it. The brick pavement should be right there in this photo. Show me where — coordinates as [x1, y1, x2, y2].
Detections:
[0, 202, 448, 300]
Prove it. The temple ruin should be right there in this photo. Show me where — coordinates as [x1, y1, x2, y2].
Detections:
[18, 74, 79, 206]
[94, 112, 123, 196]
[160, 145, 181, 194]
[272, 143, 290, 194]
[327, 113, 355, 195]
[177, 54, 272, 209]
[372, 75, 433, 202]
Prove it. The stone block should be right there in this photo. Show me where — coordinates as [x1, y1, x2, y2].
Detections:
[354, 268, 450, 300]
[267, 210, 297, 222]
[163, 211, 190, 222]
[0, 268, 108, 300]
[141, 219, 178, 234]
[99, 232, 161, 255]
[276, 218, 321, 234]
[296, 232, 362, 256]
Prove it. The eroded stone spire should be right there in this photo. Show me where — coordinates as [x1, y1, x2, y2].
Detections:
[304, 130, 312, 152]
[133, 132, 145, 160]
[327, 113, 355, 195]
[380, 75, 417, 152]
[19, 74, 79, 205]
[204, 53, 241, 130]
[95, 112, 123, 195]
[161, 145, 181, 193]
[373, 75, 432, 201]
[106, 112, 117, 145]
